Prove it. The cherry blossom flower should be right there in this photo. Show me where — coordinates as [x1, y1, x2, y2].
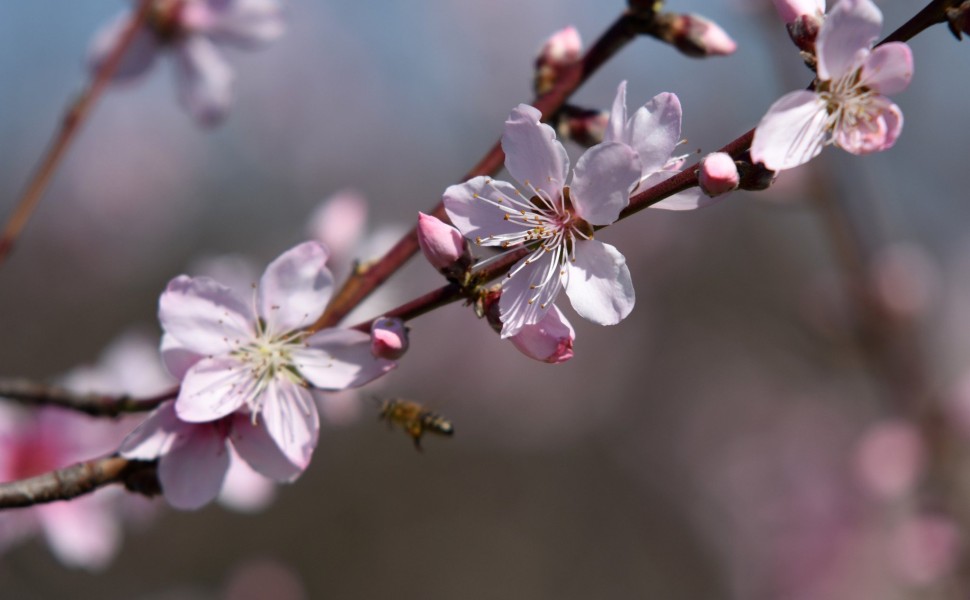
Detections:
[750, 0, 913, 171]
[156, 242, 396, 492]
[88, 0, 284, 126]
[443, 100, 641, 338]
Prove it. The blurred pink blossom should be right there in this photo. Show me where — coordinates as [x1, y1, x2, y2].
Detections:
[771, 0, 825, 24]
[852, 420, 925, 500]
[88, 0, 284, 126]
[870, 242, 940, 320]
[889, 513, 960, 586]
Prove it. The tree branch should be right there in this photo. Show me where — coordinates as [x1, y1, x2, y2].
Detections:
[0, 455, 159, 509]
[0, 379, 176, 417]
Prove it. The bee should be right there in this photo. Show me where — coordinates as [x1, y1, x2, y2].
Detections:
[378, 398, 454, 451]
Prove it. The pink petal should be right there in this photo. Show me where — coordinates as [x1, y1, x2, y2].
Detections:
[646, 172, 712, 211]
[816, 0, 882, 81]
[175, 356, 250, 422]
[229, 412, 302, 481]
[217, 448, 277, 512]
[158, 275, 253, 357]
[626, 92, 684, 176]
[834, 95, 902, 154]
[160, 333, 203, 381]
[498, 254, 563, 338]
[306, 190, 368, 259]
[258, 242, 333, 334]
[296, 329, 396, 389]
[750, 90, 828, 171]
[603, 80, 629, 145]
[860, 42, 913, 95]
[509, 305, 575, 364]
[189, 0, 285, 48]
[119, 402, 183, 460]
[257, 381, 319, 471]
[158, 422, 231, 510]
[443, 177, 534, 245]
[569, 141, 640, 226]
[172, 35, 234, 127]
[86, 11, 159, 81]
[564, 240, 635, 325]
[38, 497, 120, 570]
[501, 104, 569, 197]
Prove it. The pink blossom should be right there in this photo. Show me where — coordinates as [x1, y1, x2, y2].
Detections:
[157, 242, 396, 480]
[603, 81, 708, 210]
[444, 97, 642, 338]
[416, 212, 468, 274]
[852, 420, 924, 500]
[370, 317, 409, 360]
[698, 152, 740, 197]
[536, 26, 582, 68]
[88, 0, 284, 126]
[509, 305, 575, 364]
[772, 0, 825, 25]
[751, 0, 913, 171]
[890, 513, 960, 586]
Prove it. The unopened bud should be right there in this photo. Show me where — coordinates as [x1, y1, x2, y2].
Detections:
[698, 152, 739, 197]
[557, 105, 610, 148]
[370, 317, 409, 360]
[509, 306, 575, 364]
[417, 212, 470, 279]
[655, 13, 737, 58]
[534, 26, 582, 95]
[771, 0, 824, 25]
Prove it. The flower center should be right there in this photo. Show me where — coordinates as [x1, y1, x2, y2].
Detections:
[818, 69, 877, 141]
[232, 321, 308, 412]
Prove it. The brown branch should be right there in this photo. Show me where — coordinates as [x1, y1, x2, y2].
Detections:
[0, 379, 176, 417]
[0, 455, 159, 509]
[0, 0, 154, 266]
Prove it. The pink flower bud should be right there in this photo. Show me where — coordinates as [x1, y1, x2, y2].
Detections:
[509, 306, 575, 364]
[370, 317, 409, 360]
[658, 14, 737, 58]
[771, 0, 824, 24]
[417, 212, 469, 275]
[698, 152, 739, 197]
[534, 26, 582, 94]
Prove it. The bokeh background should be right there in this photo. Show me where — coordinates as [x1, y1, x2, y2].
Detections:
[1, 0, 970, 598]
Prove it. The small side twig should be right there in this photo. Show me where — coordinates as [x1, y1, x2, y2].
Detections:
[0, 379, 176, 417]
[0, 0, 154, 266]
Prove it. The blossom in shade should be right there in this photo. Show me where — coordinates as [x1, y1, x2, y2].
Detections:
[750, 0, 913, 171]
[157, 242, 396, 489]
[698, 152, 740, 197]
[88, 0, 284, 126]
[604, 81, 706, 211]
[444, 99, 641, 338]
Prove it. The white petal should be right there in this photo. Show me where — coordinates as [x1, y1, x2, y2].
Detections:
[817, 0, 882, 81]
[569, 142, 640, 226]
[499, 253, 564, 338]
[158, 275, 253, 357]
[158, 422, 230, 510]
[295, 328, 396, 389]
[860, 43, 913, 95]
[229, 412, 302, 482]
[195, 0, 285, 48]
[172, 35, 234, 127]
[603, 80, 628, 144]
[119, 401, 182, 460]
[501, 104, 569, 198]
[564, 240, 635, 326]
[750, 90, 828, 171]
[443, 178, 536, 246]
[257, 381, 319, 471]
[160, 333, 202, 381]
[626, 92, 683, 176]
[175, 356, 250, 422]
[86, 11, 159, 81]
[258, 242, 333, 334]
[639, 171, 715, 211]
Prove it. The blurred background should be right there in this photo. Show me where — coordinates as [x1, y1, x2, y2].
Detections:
[1, 0, 969, 598]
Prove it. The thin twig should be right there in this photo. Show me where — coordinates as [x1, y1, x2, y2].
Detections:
[0, 455, 158, 509]
[0, 379, 176, 417]
[0, 0, 154, 266]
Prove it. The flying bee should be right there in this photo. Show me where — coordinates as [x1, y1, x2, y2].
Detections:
[377, 398, 454, 451]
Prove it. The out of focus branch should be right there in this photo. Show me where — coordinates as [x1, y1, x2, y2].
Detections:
[0, 0, 154, 266]
[0, 379, 175, 417]
[0, 455, 158, 509]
